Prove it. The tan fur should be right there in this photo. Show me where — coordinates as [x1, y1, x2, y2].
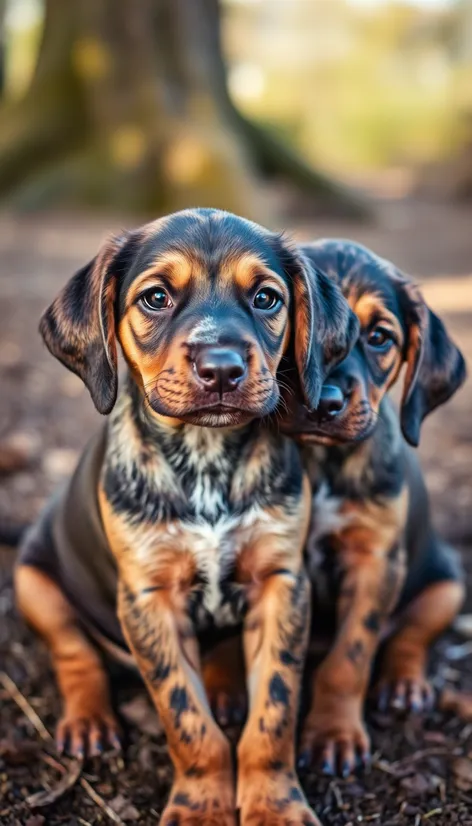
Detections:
[15, 566, 120, 755]
[348, 290, 405, 408]
[300, 482, 409, 767]
[116, 251, 291, 423]
[378, 580, 465, 710]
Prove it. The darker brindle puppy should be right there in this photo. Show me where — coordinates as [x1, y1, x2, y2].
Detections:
[281, 240, 466, 778]
[15, 211, 358, 826]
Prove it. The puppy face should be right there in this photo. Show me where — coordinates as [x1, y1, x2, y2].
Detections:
[280, 240, 466, 446]
[117, 213, 293, 427]
[39, 210, 358, 429]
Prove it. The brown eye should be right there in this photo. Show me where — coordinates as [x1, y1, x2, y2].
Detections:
[141, 288, 172, 311]
[367, 327, 392, 349]
[253, 288, 281, 311]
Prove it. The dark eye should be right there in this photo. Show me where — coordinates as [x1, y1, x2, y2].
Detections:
[253, 288, 281, 311]
[141, 288, 172, 311]
[367, 327, 392, 349]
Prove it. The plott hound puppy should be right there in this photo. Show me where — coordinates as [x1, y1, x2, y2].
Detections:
[280, 240, 467, 778]
[15, 210, 358, 826]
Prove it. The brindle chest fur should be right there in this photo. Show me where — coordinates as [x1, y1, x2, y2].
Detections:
[100, 384, 305, 631]
[301, 400, 407, 606]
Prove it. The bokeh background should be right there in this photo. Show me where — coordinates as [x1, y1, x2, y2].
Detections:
[2, 0, 472, 213]
[1, 2, 472, 825]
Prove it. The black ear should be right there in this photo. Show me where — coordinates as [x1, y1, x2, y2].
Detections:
[39, 233, 133, 414]
[399, 281, 467, 446]
[280, 243, 359, 409]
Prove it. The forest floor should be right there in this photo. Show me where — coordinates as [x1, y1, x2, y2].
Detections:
[1, 198, 472, 825]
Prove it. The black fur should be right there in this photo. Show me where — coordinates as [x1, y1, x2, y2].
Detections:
[39, 211, 358, 417]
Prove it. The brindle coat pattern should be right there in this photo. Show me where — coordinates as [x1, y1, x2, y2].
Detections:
[15, 211, 359, 826]
[279, 240, 466, 778]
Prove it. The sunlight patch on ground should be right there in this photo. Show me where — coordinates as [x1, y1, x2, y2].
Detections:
[422, 275, 472, 313]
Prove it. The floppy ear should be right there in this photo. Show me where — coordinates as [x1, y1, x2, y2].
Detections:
[399, 281, 466, 447]
[39, 233, 133, 414]
[282, 244, 359, 409]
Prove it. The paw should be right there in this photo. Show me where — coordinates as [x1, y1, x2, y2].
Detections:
[56, 710, 121, 758]
[161, 776, 236, 826]
[298, 709, 370, 778]
[375, 676, 434, 715]
[209, 688, 247, 728]
[238, 770, 321, 826]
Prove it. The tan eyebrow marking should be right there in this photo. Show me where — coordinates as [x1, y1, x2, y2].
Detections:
[124, 251, 203, 307]
[352, 293, 404, 347]
[222, 253, 289, 301]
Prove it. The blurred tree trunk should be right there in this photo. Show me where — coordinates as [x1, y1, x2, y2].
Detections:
[0, 0, 366, 217]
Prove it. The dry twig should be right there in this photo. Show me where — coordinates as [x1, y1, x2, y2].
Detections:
[0, 670, 50, 741]
[0, 669, 128, 825]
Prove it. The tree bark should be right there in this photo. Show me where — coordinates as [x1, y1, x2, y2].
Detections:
[0, 0, 367, 218]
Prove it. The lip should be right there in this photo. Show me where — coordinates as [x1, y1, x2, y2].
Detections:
[149, 390, 278, 422]
[186, 401, 249, 414]
[296, 420, 375, 445]
[177, 404, 255, 428]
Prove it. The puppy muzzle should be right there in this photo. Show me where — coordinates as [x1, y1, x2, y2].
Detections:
[193, 345, 247, 396]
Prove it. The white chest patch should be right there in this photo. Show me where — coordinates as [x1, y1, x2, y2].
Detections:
[183, 503, 269, 625]
[184, 514, 241, 614]
[306, 483, 353, 577]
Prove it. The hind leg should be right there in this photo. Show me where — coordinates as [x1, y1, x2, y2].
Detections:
[375, 580, 464, 714]
[15, 564, 120, 756]
[202, 636, 247, 728]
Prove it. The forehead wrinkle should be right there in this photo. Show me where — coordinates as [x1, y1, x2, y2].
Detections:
[123, 210, 288, 304]
[137, 208, 282, 277]
[133, 213, 210, 273]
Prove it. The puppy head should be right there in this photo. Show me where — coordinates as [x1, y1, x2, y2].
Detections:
[280, 240, 466, 446]
[39, 210, 357, 428]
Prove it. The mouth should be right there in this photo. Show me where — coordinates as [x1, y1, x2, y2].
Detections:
[187, 401, 250, 414]
[292, 412, 377, 446]
[148, 397, 272, 428]
[177, 404, 256, 428]
[148, 384, 279, 426]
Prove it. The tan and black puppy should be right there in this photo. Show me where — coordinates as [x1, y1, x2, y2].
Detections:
[280, 239, 466, 778]
[15, 210, 358, 826]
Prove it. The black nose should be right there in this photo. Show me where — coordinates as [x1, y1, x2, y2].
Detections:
[194, 347, 247, 394]
[317, 384, 345, 419]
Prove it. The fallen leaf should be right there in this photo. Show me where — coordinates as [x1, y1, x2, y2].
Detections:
[0, 738, 41, 764]
[0, 431, 40, 474]
[109, 793, 140, 821]
[454, 614, 472, 639]
[423, 732, 447, 745]
[440, 687, 472, 721]
[452, 757, 472, 791]
[400, 772, 438, 796]
[43, 448, 79, 479]
[120, 695, 161, 736]
[25, 816, 45, 826]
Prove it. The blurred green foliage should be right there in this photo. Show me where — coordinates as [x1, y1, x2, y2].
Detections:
[224, 0, 472, 175]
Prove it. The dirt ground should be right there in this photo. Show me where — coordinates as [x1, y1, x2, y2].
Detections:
[1, 199, 472, 825]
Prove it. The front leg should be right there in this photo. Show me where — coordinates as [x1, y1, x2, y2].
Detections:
[237, 563, 320, 826]
[300, 503, 407, 777]
[118, 580, 235, 826]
